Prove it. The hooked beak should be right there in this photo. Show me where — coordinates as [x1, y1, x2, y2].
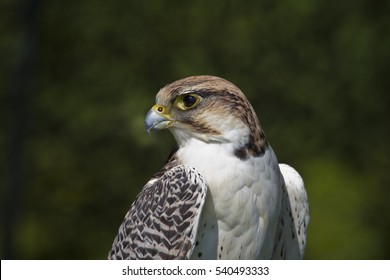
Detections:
[144, 105, 172, 135]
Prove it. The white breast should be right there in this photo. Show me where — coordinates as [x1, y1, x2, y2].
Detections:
[176, 139, 283, 259]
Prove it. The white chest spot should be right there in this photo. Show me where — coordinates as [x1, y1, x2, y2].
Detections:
[178, 140, 283, 259]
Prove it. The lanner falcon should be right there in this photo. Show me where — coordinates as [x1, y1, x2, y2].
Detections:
[108, 75, 309, 260]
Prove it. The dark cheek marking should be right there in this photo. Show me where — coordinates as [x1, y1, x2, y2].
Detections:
[190, 119, 220, 135]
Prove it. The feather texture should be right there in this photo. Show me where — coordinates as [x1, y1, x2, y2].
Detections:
[108, 165, 207, 259]
[108, 76, 309, 260]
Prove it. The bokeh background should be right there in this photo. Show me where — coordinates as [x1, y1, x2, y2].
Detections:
[1, 0, 389, 259]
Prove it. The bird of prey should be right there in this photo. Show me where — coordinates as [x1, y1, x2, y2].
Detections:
[108, 75, 309, 260]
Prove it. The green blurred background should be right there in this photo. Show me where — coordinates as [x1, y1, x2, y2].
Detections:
[1, 0, 389, 259]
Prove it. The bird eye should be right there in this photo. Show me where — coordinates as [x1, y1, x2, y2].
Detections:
[176, 94, 201, 110]
[182, 95, 197, 108]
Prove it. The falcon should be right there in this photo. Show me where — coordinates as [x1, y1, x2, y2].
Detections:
[108, 75, 309, 260]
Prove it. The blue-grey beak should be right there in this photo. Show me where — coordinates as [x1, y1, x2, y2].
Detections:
[144, 106, 172, 135]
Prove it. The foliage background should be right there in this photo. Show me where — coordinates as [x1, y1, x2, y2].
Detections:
[1, 0, 389, 259]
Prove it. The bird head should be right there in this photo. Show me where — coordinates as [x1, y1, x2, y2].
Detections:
[145, 76, 267, 157]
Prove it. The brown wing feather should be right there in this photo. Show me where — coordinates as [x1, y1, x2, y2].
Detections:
[108, 165, 208, 260]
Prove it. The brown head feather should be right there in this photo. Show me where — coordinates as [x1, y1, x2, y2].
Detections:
[156, 75, 268, 159]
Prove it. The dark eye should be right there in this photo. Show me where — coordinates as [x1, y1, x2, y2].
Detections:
[175, 93, 201, 110]
[182, 94, 198, 108]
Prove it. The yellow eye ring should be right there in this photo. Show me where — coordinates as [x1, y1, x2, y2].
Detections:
[175, 94, 201, 110]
